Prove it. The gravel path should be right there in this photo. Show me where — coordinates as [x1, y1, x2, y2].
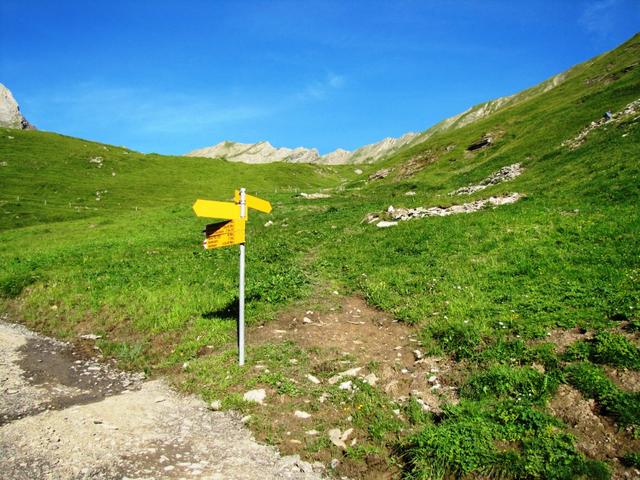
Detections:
[0, 319, 326, 479]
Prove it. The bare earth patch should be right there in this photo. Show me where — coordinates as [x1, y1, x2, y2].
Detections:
[253, 296, 458, 408]
[548, 384, 640, 480]
[530, 327, 594, 353]
[245, 296, 458, 478]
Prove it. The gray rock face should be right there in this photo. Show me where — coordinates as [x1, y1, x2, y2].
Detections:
[0, 84, 34, 130]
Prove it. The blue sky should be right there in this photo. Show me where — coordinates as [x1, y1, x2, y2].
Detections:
[1, 1, 638, 155]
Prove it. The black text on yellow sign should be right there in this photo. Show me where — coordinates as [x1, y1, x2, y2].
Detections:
[202, 219, 246, 250]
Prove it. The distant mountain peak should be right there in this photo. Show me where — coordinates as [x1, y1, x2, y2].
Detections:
[185, 132, 418, 165]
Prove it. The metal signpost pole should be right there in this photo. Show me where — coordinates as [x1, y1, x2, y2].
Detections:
[238, 188, 246, 366]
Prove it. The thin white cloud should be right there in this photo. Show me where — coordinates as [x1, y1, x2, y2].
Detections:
[296, 72, 346, 101]
[579, 0, 619, 37]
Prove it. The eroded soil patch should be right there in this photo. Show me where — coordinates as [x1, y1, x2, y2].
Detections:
[242, 296, 458, 478]
[548, 384, 640, 479]
[253, 296, 458, 407]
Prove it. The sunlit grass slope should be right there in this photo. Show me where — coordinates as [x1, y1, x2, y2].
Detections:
[1, 33, 639, 480]
[0, 130, 352, 230]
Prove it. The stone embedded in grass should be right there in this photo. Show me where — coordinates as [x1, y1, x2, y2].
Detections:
[79, 334, 101, 340]
[294, 410, 311, 419]
[306, 374, 321, 384]
[305, 430, 319, 436]
[328, 427, 353, 449]
[376, 221, 398, 228]
[243, 389, 266, 404]
[302, 316, 313, 324]
[209, 400, 221, 411]
[328, 367, 362, 384]
[363, 373, 378, 386]
[339, 380, 353, 390]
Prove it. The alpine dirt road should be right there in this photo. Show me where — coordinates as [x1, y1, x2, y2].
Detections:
[0, 317, 326, 480]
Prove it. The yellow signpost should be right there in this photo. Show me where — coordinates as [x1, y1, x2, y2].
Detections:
[234, 190, 272, 214]
[193, 199, 242, 220]
[193, 188, 272, 365]
[202, 219, 245, 250]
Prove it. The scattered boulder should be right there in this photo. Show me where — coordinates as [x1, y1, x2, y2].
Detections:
[79, 334, 102, 341]
[363, 373, 378, 386]
[328, 428, 353, 449]
[243, 389, 266, 404]
[294, 410, 311, 419]
[338, 380, 353, 390]
[328, 367, 362, 385]
[376, 221, 398, 228]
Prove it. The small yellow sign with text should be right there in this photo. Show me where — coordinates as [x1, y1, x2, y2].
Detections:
[202, 219, 246, 250]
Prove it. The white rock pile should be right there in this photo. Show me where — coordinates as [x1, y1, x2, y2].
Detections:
[450, 163, 523, 195]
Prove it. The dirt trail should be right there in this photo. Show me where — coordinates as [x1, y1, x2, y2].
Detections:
[0, 319, 325, 480]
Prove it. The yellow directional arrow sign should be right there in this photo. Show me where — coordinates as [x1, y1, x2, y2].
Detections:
[203, 220, 245, 249]
[193, 188, 272, 367]
[234, 190, 272, 214]
[193, 199, 241, 219]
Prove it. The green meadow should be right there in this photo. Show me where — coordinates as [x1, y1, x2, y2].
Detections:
[1, 34, 639, 479]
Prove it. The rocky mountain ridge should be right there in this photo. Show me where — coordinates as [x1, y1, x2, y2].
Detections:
[185, 131, 419, 165]
[185, 69, 568, 165]
[0, 84, 34, 130]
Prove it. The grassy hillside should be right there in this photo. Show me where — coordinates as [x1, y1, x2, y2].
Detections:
[1, 34, 639, 479]
[0, 130, 353, 230]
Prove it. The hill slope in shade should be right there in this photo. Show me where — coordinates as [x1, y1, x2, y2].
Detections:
[1, 33, 639, 480]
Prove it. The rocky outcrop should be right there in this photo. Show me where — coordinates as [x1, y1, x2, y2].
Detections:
[0, 84, 34, 130]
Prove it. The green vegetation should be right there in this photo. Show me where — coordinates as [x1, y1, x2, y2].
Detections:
[2, 34, 640, 479]
[403, 401, 610, 480]
[564, 331, 640, 370]
[565, 362, 640, 432]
